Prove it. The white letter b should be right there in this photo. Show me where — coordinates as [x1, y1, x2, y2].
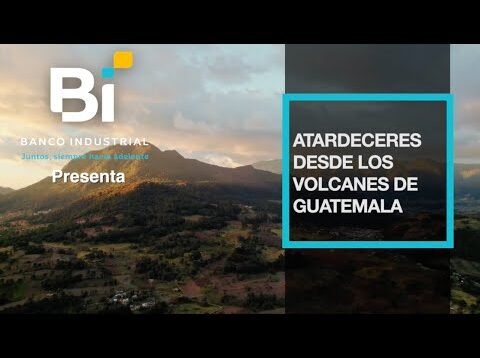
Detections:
[50, 68, 98, 122]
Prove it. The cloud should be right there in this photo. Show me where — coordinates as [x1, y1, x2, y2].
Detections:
[173, 112, 215, 134]
[452, 45, 480, 163]
[287, 44, 449, 93]
[0, 45, 284, 189]
[202, 153, 242, 168]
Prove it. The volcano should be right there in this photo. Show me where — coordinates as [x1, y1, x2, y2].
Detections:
[0, 143, 280, 212]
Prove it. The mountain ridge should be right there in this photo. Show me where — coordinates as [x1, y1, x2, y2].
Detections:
[0, 187, 14, 195]
[0, 143, 280, 212]
[252, 159, 281, 174]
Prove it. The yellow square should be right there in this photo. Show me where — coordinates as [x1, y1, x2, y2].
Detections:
[113, 51, 133, 69]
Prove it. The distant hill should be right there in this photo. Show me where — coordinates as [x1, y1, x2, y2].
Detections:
[252, 159, 281, 174]
[0, 187, 14, 195]
[0, 143, 280, 212]
[456, 163, 480, 200]
[8, 149, 480, 213]
[452, 163, 480, 211]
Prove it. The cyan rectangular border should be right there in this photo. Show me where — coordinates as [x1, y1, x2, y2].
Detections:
[282, 93, 454, 249]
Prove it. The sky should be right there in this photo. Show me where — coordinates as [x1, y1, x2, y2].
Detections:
[452, 44, 480, 164]
[0, 45, 284, 189]
[285, 44, 478, 165]
[1, 44, 478, 189]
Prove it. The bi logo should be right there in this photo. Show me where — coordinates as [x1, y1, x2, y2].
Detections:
[50, 51, 133, 122]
